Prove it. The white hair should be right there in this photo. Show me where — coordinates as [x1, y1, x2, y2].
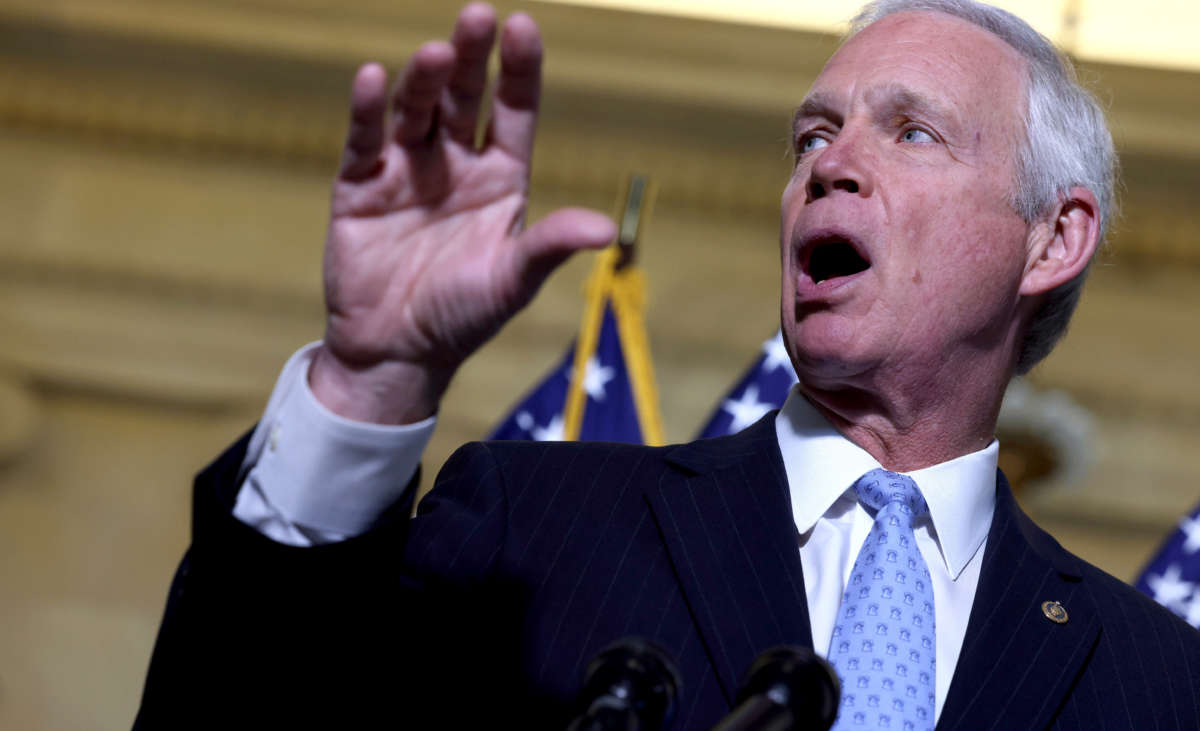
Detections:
[849, 0, 1117, 374]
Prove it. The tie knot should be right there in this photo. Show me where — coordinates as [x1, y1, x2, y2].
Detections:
[853, 468, 928, 520]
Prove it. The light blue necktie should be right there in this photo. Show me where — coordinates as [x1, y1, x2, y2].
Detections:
[829, 469, 935, 731]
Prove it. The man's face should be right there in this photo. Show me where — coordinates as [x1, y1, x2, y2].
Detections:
[781, 11, 1033, 389]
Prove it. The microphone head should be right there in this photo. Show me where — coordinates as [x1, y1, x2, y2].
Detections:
[577, 637, 682, 729]
[736, 646, 840, 730]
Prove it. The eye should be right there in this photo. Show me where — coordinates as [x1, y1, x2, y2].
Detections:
[798, 134, 831, 154]
[900, 127, 935, 144]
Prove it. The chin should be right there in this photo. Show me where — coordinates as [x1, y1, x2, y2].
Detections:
[782, 321, 872, 382]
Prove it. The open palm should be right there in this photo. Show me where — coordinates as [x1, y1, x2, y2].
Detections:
[314, 4, 614, 423]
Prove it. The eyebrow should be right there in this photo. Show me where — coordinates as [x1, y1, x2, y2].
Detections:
[792, 91, 840, 136]
[792, 83, 963, 137]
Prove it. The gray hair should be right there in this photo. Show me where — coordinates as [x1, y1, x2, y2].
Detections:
[849, 0, 1117, 374]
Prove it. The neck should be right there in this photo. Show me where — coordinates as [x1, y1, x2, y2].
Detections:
[799, 354, 1010, 472]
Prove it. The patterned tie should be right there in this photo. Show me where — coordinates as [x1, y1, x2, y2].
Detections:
[829, 469, 935, 731]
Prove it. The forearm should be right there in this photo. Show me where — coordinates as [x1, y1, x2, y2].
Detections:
[138, 343, 440, 724]
[136, 428, 522, 727]
[136, 428, 425, 727]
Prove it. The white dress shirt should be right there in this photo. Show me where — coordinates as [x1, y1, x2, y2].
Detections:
[233, 344, 435, 545]
[776, 388, 996, 721]
[234, 345, 998, 722]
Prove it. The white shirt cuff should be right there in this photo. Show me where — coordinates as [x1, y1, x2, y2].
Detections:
[232, 343, 436, 545]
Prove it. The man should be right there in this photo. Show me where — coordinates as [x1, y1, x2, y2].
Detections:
[137, 1, 1200, 728]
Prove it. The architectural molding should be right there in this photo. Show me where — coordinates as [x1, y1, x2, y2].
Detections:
[0, 375, 39, 466]
[2, 2, 1198, 228]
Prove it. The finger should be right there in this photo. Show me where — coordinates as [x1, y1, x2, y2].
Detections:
[392, 41, 455, 147]
[488, 12, 542, 161]
[339, 63, 389, 181]
[441, 3, 497, 146]
[514, 208, 616, 293]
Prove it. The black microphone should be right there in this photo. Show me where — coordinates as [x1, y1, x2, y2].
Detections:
[566, 637, 682, 731]
[711, 646, 840, 731]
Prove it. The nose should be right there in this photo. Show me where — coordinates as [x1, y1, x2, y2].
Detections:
[805, 131, 873, 202]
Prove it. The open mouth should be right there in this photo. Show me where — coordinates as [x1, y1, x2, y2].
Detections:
[805, 237, 870, 284]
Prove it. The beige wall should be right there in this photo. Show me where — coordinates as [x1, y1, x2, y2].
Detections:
[1, 1, 1198, 728]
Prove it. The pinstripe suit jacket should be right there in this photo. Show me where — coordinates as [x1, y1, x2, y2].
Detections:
[137, 414, 1200, 729]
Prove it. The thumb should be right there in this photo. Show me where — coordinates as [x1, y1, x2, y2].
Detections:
[513, 207, 616, 291]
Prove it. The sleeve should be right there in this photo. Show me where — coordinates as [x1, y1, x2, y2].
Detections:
[134, 426, 524, 727]
[231, 343, 436, 545]
[133, 426, 429, 728]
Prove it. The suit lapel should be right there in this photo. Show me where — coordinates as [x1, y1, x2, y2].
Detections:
[937, 473, 1101, 730]
[646, 422, 1102, 725]
[647, 415, 813, 703]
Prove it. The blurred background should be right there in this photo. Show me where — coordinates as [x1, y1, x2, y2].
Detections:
[0, 0, 1197, 727]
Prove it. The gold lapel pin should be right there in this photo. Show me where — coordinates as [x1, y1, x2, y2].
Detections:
[1041, 600, 1068, 624]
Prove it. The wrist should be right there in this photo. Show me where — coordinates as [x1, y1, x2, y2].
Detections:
[308, 345, 453, 425]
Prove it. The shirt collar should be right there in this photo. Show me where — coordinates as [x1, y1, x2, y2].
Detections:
[775, 386, 997, 580]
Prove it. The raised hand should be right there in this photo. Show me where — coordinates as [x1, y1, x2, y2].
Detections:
[310, 3, 616, 424]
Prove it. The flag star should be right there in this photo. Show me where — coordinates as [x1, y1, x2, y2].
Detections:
[761, 332, 793, 374]
[1185, 593, 1200, 629]
[1147, 564, 1195, 611]
[582, 356, 616, 401]
[515, 411, 535, 432]
[723, 384, 773, 432]
[1179, 514, 1200, 554]
[532, 413, 565, 442]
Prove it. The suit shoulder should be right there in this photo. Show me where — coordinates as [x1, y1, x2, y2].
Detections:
[469, 413, 780, 478]
[995, 485, 1200, 662]
[450, 438, 673, 476]
[476, 437, 673, 459]
[1072, 552, 1200, 651]
[998, 480, 1200, 647]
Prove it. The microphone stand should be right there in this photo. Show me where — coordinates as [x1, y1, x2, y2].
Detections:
[711, 646, 840, 731]
[566, 637, 682, 731]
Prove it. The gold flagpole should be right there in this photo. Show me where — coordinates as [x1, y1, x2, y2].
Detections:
[561, 174, 664, 444]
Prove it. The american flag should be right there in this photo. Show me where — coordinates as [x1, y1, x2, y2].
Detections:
[489, 304, 647, 443]
[696, 330, 797, 439]
[1135, 500, 1200, 629]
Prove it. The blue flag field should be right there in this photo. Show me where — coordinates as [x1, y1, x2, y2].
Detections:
[1136, 500, 1200, 630]
[489, 245, 664, 446]
[695, 331, 798, 439]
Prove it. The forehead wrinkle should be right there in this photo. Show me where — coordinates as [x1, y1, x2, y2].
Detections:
[864, 82, 964, 136]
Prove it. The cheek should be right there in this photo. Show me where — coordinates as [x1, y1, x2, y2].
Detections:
[895, 186, 957, 274]
[780, 176, 804, 229]
[962, 191, 1029, 281]
[899, 183, 1027, 307]
[779, 179, 806, 269]
[944, 228, 1028, 319]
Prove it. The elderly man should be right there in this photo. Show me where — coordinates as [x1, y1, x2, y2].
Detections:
[137, 1, 1200, 729]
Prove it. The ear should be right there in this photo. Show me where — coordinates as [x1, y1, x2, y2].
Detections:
[1019, 186, 1100, 297]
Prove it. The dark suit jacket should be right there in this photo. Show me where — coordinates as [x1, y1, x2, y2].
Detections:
[136, 414, 1200, 729]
